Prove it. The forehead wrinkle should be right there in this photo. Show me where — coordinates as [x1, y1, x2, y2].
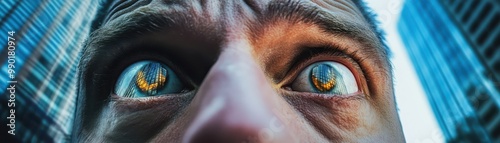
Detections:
[250, 0, 383, 56]
[262, 0, 320, 24]
[84, 7, 173, 52]
[83, 0, 224, 55]
[316, 12, 383, 57]
[102, 0, 154, 26]
[310, 0, 364, 20]
[197, 0, 222, 22]
[311, 7, 381, 51]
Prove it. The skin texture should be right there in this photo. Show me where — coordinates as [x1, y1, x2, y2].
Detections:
[74, 0, 405, 142]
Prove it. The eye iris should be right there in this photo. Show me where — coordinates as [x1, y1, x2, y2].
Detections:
[135, 63, 168, 95]
[310, 64, 336, 92]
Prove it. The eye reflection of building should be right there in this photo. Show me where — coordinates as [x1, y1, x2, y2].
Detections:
[0, 0, 97, 142]
[398, 0, 500, 142]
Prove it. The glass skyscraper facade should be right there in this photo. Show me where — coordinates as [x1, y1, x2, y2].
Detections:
[0, 0, 98, 142]
[398, 0, 500, 142]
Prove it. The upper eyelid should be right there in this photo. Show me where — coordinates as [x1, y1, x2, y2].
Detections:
[287, 45, 348, 70]
[282, 46, 345, 78]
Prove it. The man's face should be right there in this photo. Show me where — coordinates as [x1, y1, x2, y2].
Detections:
[75, 0, 404, 142]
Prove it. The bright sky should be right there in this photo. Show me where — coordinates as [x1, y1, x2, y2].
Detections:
[364, 0, 445, 142]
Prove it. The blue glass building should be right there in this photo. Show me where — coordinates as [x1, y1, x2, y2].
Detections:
[0, 0, 98, 142]
[398, 0, 500, 142]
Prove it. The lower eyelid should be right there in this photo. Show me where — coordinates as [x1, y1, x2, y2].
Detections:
[279, 89, 365, 106]
[110, 91, 196, 112]
[283, 89, 364, 98]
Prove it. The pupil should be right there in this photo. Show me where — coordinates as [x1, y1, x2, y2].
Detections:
[135, 63, 168, 95]
[310, 64, 336, 92]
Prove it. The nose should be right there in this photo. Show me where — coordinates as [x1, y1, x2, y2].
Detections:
[182, 41, 292, 143]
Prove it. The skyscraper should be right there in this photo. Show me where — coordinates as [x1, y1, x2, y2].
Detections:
[398, 0, 500, 142]
[0, 0, 98, 142]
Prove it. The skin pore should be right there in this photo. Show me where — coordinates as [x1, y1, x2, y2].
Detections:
[74, 0, 405, 142]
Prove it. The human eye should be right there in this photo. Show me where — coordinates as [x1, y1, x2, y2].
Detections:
[114, 60, 187, 98]
[291, 61, 358, 95]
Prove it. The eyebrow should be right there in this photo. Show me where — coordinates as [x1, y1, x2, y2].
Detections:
[83, 10, 175, 51]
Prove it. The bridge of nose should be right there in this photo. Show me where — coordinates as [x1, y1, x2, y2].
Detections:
[181, 42, 295, 142]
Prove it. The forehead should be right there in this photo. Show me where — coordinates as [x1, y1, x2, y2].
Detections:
[102, 0, 365, 22]
[91, 0, 382, 54]
[101, 0, 372, 35]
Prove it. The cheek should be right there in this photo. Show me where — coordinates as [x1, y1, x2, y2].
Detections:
[353, 100, 384, 137]
[84, 95, 193, 142]
[284, 95, 386, 141]
[319, 97, 364, 133]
